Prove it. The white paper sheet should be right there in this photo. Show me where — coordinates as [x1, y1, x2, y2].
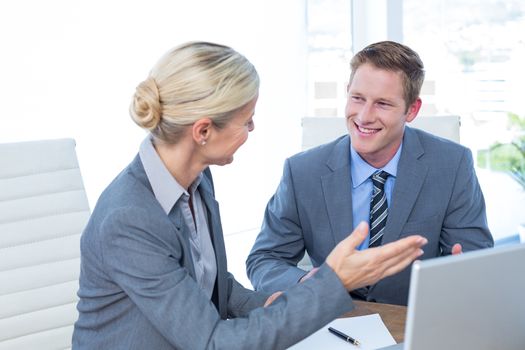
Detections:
[289, 314, 397, 350]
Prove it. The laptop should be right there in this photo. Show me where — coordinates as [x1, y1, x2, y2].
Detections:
[380, 243, 525, 350]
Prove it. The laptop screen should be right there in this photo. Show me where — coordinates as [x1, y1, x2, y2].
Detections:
[402, 243, 525, 350]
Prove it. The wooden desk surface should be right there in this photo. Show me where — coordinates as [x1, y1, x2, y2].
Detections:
[344, 300, 407, 343]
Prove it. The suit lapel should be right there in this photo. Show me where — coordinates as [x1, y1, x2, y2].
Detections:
[322, 136, 354, 244]
[382, 127, 429, 244]
[198, 171, 228, 319]
[133, 155, 198, 279]
[171, 213, 198, 279]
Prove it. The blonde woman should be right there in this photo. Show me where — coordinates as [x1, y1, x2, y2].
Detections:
[72, 41, 426, 349]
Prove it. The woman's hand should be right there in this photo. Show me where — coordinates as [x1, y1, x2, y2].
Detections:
[325, 221, 427, 291]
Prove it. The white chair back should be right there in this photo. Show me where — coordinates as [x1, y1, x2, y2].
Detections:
[0, 139, 90, 350]
[301, 115, 461, 150]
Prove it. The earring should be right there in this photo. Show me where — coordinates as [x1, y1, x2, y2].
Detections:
[201, 140, 207, 146]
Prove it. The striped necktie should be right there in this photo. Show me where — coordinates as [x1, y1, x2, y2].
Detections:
[369, 170, 389, 247]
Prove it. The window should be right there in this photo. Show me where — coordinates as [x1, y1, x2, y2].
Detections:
[404, 0, 525, 241]
[306, 0, 353, 118]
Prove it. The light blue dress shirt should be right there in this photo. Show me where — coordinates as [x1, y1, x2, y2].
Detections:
[350, 144, 402, 250]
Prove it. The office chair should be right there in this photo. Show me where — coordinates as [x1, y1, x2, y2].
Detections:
[0, 139, 90, 349]
[301, 115, 460, 150]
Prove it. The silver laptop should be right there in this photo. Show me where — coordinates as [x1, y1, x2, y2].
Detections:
[381, 243, 525, 350]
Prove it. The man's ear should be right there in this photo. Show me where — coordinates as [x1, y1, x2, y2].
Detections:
[406, 98, 422, 123]
[192, 118, 213, 144]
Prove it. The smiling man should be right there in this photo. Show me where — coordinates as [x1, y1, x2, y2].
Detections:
[246, 41, 493, 306]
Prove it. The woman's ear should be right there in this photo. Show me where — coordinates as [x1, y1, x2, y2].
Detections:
[192, 118, 213, 145]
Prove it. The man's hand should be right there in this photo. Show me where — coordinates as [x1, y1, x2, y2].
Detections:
[452, 243, 463, 255]
[325, 221, 427, 291]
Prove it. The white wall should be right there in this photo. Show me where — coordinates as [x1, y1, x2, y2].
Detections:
[0, 0, 308, 236]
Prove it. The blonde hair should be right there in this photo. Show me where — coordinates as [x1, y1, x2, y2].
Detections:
[130, 41, 259, 143]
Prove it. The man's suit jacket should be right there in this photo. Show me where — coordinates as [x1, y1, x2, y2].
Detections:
[72, 155, 354, 349]
[247, 127, 493, 305]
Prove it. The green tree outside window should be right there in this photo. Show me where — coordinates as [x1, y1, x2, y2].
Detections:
[478, 113, 525, 190]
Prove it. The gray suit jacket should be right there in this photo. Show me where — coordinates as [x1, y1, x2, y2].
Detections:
[72, 155, 354, 349]
[247, 127, 493, 305]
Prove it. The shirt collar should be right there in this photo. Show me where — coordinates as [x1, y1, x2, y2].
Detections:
[350, 142, 403, 188]
[139, 135, 202, 214]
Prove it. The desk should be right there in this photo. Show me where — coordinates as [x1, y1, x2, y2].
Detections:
[344, 301, 407, 343]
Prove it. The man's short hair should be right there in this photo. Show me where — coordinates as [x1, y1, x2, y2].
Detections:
[350, 41, 425, 111]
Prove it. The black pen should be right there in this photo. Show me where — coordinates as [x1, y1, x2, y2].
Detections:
[328, 326, 361, 346]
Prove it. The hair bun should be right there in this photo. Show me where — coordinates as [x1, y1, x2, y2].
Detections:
[130, 77, 161, 130]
